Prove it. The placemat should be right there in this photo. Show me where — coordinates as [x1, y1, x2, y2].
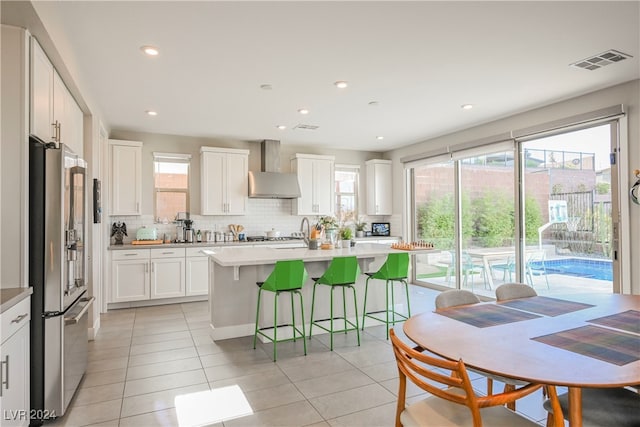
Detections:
[532, 325, 640, 366]
[500, 296, 594, 317]
[587, 310, 640, 334]
[436, 304, 540, 328]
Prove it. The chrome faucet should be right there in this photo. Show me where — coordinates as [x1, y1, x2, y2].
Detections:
[300, 217, 311, 245]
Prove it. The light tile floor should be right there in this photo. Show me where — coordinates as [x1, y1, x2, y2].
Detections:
[49, 286, 553, 426]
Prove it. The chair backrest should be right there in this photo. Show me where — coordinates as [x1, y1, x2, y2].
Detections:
[390, 329, 546, 427]
[317, 256, 360, 285]
[435, 289, 480, 309]
[390, 329, 482, 424]
[495, 283, 537, 301]
[371, 252, 409, 280]
[262, 260, 308, 292]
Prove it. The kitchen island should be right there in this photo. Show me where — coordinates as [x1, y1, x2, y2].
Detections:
[205, 243, 435, 340]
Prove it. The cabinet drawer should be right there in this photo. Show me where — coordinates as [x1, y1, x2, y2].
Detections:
[1, 297, 31, 344]
[186, 247, 213, 257]
[112, 249, 150, 261]
[151, 248, 186, 259]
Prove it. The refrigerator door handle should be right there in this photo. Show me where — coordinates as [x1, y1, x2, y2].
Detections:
[64, 297, 95, 325]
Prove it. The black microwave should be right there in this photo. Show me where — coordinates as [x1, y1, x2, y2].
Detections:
[371, 222, 390, 236]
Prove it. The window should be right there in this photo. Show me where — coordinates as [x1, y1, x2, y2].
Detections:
[335, 165, 359, 223]
[153, 153, 191, 222]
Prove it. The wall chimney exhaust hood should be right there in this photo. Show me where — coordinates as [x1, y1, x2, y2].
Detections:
[248, 140, 301, 199]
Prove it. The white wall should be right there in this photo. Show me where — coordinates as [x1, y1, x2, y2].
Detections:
[387, 79, 640, 294]
[108, 130, 387, 239]
[0, 25, 29, 288]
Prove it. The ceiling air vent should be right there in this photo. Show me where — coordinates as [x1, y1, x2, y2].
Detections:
[570, 49, 632, 71]
[293, 124, 319, 131]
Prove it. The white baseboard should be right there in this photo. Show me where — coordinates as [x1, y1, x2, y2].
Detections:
[88, 316, 101, 341]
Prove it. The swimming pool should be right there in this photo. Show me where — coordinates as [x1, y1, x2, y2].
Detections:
[530, 258, 612, 281]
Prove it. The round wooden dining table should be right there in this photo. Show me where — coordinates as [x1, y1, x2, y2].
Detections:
[403, 293, 640, 427]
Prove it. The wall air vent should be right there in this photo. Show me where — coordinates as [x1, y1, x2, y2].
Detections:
[570, 49, 632, 71]
[293, 124, 319, 131]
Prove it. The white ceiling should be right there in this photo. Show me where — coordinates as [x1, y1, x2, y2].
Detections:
[25, 1, 640, 151]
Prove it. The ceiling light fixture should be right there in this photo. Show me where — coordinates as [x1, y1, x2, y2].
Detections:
[298, 108, 309, 115]
[276, 125, 286, 130]
[260, 84, 273, 90]
[376, 136, 384, 140]
[140, 45, 159, 56]
[334, 81, 348, 89]
[461, 104, 474, 110]
[145, 110, 158, 116]
[368, 101, 379, 106]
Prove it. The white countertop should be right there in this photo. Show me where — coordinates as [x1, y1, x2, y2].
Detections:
[204, 243, 436, 267]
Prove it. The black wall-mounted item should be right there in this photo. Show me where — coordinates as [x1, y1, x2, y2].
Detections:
[93, 178, 101, 223]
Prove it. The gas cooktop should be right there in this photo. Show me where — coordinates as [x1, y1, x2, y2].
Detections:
[246, 236, 304, 242]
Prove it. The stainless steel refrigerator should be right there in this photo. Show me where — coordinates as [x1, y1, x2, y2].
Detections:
[29, 138, 94, 424]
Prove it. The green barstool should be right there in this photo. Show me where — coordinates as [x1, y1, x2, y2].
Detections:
[361, 252, 410, 339]
[253, 259, 308, 361]
[308, 256, 361, 351]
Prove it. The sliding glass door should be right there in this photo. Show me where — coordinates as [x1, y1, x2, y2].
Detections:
[408, 120, 620, 297]
[521, 123, 615, 293]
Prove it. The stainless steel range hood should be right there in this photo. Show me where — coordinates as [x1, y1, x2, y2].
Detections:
[248, 140, 301, 199]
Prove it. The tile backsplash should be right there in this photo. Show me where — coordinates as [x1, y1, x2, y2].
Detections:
[109, 198, 395, 244]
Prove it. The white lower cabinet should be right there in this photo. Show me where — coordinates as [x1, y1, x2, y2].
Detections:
[110, 247, 208, 303]
[1, 297, 30, 426]
[111, 249, 150, 302]
[151, 257, 186, 299]
[186, 257, 209, 296]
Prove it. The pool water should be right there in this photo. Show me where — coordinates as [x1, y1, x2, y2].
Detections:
[530, 258, 612, 281]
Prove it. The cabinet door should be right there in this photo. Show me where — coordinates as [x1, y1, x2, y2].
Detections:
[313, 159, 335, 215]
[293, 158, 315, 214]
[367, 161, 392, 215]
[225, 153, 248, 215]
[150, 258, 185, 299]
[30, 38, 54, 141]
[201, 151, 226, 215]
[52, 71, 66, 142]
[110, 143, 142, 215]
[0, 324, 30, 427]
[111, 259, 149, 302]
[186, 257, 209, 296]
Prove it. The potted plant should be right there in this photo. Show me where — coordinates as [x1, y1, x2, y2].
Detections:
[355, 218, 367, 238]
[340, 227, 353, 247]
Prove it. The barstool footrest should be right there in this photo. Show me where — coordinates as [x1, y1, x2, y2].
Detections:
[311, 317, 359, 334]
[364, 310, 409, 325]
[256, 323, 306, 343]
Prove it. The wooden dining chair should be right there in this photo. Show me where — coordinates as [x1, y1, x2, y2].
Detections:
[495, 283, 537, 301]
[390, 329, 557, 427]
[543, 385, 640, 427]
[434, 288, 528, 408]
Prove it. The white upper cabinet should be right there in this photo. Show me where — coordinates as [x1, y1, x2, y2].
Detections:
[291, 154, 335, 216]
[30, 37, 54, 141]
[201, 147, 249, 215]
[366, 159, 393, 215]
[109, 140, 142, 215]
[30, 38, 84, 155]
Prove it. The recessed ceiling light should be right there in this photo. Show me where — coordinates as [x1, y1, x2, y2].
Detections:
[276, 125, 286, 130]
[334, 81, 348, 89]
[145, 110, 158, 116]
[376, 136, 384, 140]
[140, 45, 159, 56]
[298, 108, 309, 115]
[461, 104, 474, 110]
